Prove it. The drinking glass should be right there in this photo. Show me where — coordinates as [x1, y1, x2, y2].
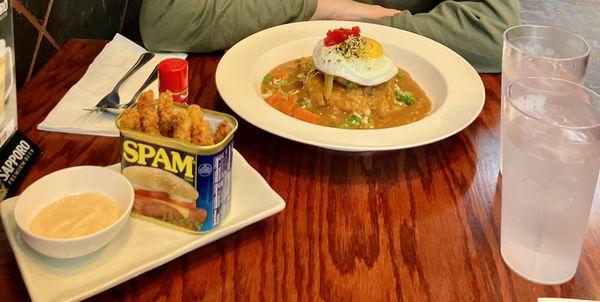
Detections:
[501, 77, 600, 285]
[500, 25, 591, 173]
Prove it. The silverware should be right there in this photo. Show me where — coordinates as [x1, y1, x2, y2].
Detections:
[83, 65, 159, 115]
[92, 52, 155, 110]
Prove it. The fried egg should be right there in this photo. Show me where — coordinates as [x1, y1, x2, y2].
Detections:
[313, 35, 397, 87]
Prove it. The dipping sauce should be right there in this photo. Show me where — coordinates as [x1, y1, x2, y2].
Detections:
[28, 193, 120, 239]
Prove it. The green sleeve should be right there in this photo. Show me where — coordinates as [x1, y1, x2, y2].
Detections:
[367, 1, 519, 73]
[140, 0, 318, 53]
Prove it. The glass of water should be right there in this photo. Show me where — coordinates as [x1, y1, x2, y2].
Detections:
[501, 25, 591, 173]
[501, 77, 600, 285]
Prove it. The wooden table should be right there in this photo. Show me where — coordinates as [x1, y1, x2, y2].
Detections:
[1, 39, 599, 301]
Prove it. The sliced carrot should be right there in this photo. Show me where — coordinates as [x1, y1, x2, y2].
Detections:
[292, 107, 319, 124]
[287, 93, 297, 103]
[267, 93, 285, 106]
[274, 70, 289, 79]
[276, 99, 296, 115]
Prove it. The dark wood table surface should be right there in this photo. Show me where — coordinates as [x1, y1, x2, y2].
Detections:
[1, 39, 599, 301]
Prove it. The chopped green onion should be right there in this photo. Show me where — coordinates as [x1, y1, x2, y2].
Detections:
[343, 114, 362, 128]
[397, 69, 404, 78]
[297, 98, 313, 109]
[272, 77, 288, 86]
[394, 85, 415, 105]
[396, 91, 415, 105]
[262, 74, 271, 85]
[345, 82, 354, 89]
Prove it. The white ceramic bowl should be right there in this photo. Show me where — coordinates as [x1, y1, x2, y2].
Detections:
[216, 21, 485, 151]
[14, 166, 134, 259]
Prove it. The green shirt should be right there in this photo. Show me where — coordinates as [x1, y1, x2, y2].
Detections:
[139, 0, 519, 72]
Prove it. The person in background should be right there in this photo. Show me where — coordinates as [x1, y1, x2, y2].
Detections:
[139, 0, 519, 73]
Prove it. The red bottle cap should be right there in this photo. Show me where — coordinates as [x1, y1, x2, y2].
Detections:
[158, 58, 189, 103]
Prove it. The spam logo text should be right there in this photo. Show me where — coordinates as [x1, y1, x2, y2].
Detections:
[122, 139, 195, 179]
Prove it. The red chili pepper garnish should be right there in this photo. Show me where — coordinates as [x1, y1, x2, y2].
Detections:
[323, 26, 361, 46]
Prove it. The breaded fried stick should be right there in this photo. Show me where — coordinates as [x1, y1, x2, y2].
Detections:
[213, 121, 231, 143]
[188, 105, 214, 146]
[158, 91, 176, 136]
[119, 108, 141, 131]
[172, 111, 192, 143]
[187, 104, 204, 121]
[136, 90, 155, 109]
[136, 90, 160, 135]
[196, 120, 214, 146]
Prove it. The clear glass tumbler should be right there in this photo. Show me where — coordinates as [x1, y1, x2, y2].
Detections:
[500, 25, 591, 173]
[501, 77, 600, 285]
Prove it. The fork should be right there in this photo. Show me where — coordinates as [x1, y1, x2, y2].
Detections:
[84, 65, 159, 115]
[91, 52, 155, 110]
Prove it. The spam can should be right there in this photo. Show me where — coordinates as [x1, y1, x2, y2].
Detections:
[116, 106, 238, 233]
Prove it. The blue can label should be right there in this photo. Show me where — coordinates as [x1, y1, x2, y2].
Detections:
[195, 141, 233, 232]
[120, 136, 233, 233]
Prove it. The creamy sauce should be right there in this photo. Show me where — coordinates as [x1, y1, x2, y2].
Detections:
[29, 193, 120, 239]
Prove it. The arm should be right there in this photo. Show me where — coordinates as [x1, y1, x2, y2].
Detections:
[139, 0, 318, 53]
[367, 1, 520, 73]
[310, 0, 399, 21]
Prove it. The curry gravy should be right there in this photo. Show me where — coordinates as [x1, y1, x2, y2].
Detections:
[261, 57, 431, 129]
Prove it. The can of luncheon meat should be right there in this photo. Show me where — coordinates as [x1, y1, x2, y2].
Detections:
[116, 106, 237, 233]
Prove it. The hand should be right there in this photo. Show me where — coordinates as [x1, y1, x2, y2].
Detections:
[310, 0, 400, 21]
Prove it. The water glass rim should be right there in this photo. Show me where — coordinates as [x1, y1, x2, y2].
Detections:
[507, 77, 600, 130]
[503, 24, 591, 61]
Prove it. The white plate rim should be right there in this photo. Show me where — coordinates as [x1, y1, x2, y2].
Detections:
[216, 20, 485, 151]
[0, 149, 285, 302]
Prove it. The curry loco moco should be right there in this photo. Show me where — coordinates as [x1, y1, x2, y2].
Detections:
[117, 107, 238, 233]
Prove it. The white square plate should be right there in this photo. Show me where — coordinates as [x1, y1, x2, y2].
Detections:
[0, 149, 285, 302]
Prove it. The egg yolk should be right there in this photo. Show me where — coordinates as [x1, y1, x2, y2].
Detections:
[363, 38, 383, 58]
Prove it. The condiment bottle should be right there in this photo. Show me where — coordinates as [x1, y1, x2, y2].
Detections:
[158, 58, 189, 103]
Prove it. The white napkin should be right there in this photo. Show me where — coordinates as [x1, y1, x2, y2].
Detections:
[37, 34, 187, 137]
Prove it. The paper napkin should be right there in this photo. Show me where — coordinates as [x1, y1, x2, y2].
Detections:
[37, 33, 187, 137]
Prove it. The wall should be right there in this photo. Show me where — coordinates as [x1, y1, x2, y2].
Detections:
[12, 0, 142, 87]
[521, 0, 600, 92]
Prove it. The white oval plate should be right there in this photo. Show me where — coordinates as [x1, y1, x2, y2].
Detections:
[216, 21, 485, 151]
